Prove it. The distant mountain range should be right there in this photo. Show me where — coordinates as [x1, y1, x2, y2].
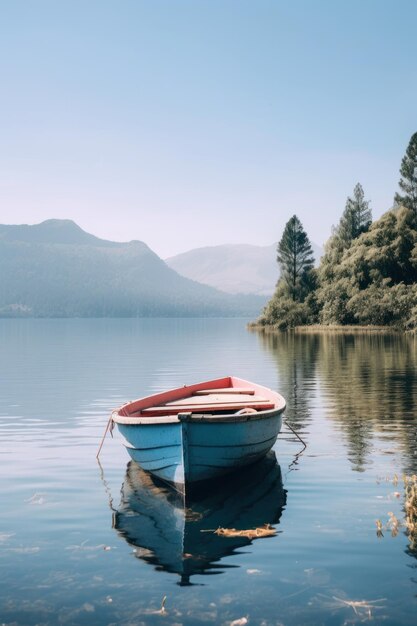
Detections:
[166, 242, 323, 295]
[0, 220, 266, 317]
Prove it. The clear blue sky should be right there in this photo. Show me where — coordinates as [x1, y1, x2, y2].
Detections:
[0, 0, 416, 257]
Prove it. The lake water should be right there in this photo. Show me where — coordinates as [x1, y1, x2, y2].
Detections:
[1, 319, 417, 626]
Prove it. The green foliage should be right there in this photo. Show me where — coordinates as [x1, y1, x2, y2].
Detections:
[317, 231, 345, 285]
[347, 282, 416, 327]
[395, 132, 417, 213]
[277, 215, 315, 302]
[338, 183, 372, 245]
[258, 217, 317, 329]
[318, 183, 371, 286]
[317, 206, 417, 327]
[258, 295, 314, 331]
[318, 277, 355, 325]
[404, 296, 417, 331]
[260, 198, 417, 331]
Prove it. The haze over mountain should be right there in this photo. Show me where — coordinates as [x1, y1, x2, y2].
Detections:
[0, 220, 266, 317]
[166, 242, 323, 295]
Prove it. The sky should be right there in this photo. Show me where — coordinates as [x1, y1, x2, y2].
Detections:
[0, 0, 416, 258]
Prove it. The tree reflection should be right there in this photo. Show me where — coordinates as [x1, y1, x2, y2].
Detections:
[317, 333, 417, 474]
[253, 330, 319, 432]
[254, 330, 417, 474]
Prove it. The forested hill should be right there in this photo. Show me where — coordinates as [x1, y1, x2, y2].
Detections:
[0, 220, 266, 317]
[256, 205, 417, 331]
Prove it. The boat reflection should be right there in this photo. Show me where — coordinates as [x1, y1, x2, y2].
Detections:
[113, 452, 287, 585]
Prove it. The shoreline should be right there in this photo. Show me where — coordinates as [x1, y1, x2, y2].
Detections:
[247, 323, 401, 334]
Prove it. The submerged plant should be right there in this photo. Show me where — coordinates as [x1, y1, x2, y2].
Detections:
[205, 524, 277, 539]
[314, 593, 386, 621]
[375, 474, 417, 549]
[332, 596, 386, 619]
[404, 474, 417, 548]
[387, 512, 400, 537]
[141, 595, 168, 616]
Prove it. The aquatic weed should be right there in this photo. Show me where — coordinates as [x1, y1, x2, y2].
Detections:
[375, 474, 417, 548]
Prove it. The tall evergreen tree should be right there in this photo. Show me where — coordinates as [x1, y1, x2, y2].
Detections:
[317, 184, 371, 319]
[338, 183, 372, 245]
[277, 215, 315, 301]
[318, 183, 371, 284]
[395, 132, 417, 213]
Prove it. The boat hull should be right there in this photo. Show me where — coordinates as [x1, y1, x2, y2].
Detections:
[118, 410, 282, 489]
[113, 376, 286, 493]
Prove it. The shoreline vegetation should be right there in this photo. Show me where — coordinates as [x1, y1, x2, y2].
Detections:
[248, 323, 397, 334]
[252, 132, 417, 333]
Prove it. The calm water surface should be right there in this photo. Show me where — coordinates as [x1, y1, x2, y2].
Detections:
[1, 319, 417, 625]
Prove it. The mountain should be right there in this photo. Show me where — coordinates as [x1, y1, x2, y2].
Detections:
[166, 244, 279, 296]
[0, 220, 266, 317]
[166, 242, 323, 295]
[0, 219, 116, 246]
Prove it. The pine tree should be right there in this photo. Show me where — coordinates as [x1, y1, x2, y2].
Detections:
[338, 183, 372, 246]
[395, 132, 417, 213]
[277, 215, 315, 301]
[316, 184, 371, 321]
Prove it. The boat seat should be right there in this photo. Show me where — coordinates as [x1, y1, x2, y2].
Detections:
[193, 388, 255, 395]
[165, 393, 267, 406]
[139, 400, 275, 416]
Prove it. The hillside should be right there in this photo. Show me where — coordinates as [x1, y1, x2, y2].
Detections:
[166, 242, 323, 295]
[0, 220, 266, 317]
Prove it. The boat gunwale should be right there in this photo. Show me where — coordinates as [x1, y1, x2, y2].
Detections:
[113, 405, 285, 425]
[112, 376, 286, 426]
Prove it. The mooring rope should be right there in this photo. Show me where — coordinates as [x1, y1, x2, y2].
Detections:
[282, 419, 307, 476]
[283, 419, 307, 451]
[96, 411, 117, 459]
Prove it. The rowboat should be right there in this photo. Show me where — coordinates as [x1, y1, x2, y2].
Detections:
[113, 452, 286, 585]
[111, 376, 286, 493]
